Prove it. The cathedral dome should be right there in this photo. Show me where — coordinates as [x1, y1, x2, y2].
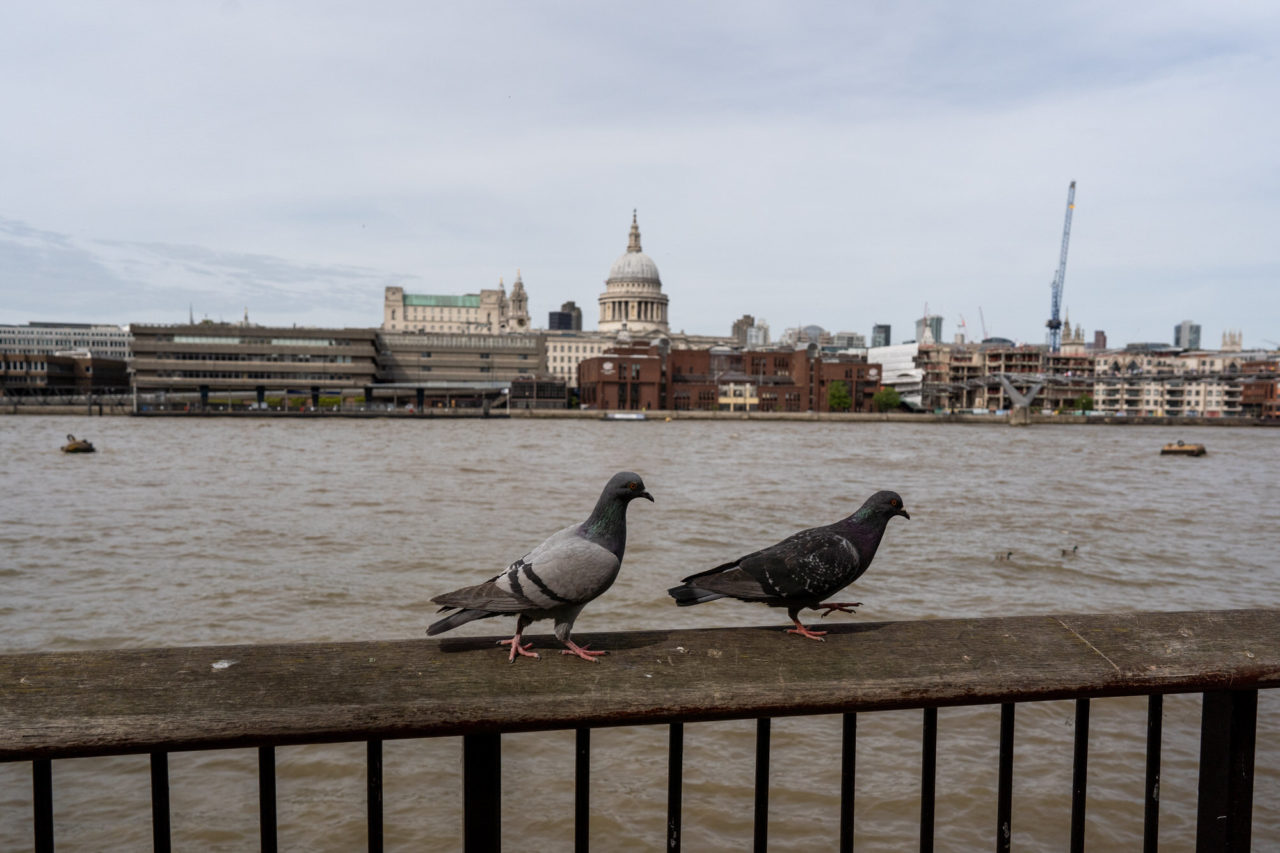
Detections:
[598, 211, 669, 335]
[606, 214, 661, 285]
[608, 247, 660, 284]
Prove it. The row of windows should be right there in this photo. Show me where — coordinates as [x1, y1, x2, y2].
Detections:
[152, 371, 350, 381]
[152, 353, 356, 363]
[412, 352, 527, 360]
[155, 335, 354, 346]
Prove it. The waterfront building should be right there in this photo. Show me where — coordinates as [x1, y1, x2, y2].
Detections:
[0, 322, 132, 359]
[1241, 360, 1278, 417]
[0, 351, 128, 395]
[578, 343, 880, 413]
[869, 343, 923, 409]
[1089, 346, 1263, 417]
[383, 274, 530, 335]
[377, 332, 545, 386]
[130, 323, 378, 403]
[915, 344, 983, 411]
[915, 336, 1096, 413]
[508, 375, 568, 409]
[597, 213, 669, 335]
[129, 322, 557, 409]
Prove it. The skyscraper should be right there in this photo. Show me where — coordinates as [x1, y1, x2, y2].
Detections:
[871, 324, 891, 348]
[1173, 320, 1201, 350]
[915, 315, 942, 345]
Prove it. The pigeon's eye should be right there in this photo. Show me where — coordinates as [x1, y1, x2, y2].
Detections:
[627, 482, 639, 490]
[890, 499, 899, 507]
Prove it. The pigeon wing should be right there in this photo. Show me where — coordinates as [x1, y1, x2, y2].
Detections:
[434, 523, 622, 616]
[744, 530, 861, 600]
[697, 525, 858, 600]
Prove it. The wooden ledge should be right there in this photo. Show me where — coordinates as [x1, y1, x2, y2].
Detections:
[3, 609, 1279, 761]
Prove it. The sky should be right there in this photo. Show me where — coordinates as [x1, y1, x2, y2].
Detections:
[2, 2, 1278, 348]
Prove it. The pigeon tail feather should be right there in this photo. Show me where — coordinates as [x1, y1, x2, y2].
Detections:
[427, 608, 496, 636]
[679, 557, 755, 584]
[668, 584, 726, 606]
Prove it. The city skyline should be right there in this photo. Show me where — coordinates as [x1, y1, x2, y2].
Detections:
[2, 3, 1277, 348]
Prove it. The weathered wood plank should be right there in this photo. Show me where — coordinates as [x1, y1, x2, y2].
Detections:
[2, 609, 1278, 762]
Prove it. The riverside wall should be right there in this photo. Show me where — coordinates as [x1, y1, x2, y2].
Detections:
[3, 403, 1276, 426]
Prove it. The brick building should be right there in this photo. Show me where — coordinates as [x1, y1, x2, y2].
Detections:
[578, 344, 880, 413]
[1241, 360, 1278, 417]
[1, 352, 128, 396]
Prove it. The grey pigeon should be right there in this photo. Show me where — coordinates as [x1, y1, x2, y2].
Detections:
[668, 490, 908, 640]
[427, 472, 653, 662]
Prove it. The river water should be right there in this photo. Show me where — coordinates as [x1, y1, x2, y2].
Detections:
[2, 416, 1279, 851]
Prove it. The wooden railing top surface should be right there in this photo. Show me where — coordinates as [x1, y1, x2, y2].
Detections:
[3, 609, 1279, 761]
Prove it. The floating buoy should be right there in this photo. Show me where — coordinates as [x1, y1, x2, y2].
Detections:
[1160, 440, 1205, 456]
[61, 434, 96, 453]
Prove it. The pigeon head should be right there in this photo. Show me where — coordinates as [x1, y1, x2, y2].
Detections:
[582, 471, 653, 556]
[605, 471, 654, 504]
[853, 490, 910, 523]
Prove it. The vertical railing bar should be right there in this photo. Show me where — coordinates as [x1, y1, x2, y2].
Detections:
[150, 751, 171, 853]
[463, 733, 502, 853]
[920, 707, 937, 853]
[1226, 690, 1257, 853]
[575, 727, 590, 853]
[667, 722, 684, 853]
[1196, 689, 1257, 853]
[754, 718, 771, 853]
[840, 712, 856, 853]
[33, 758, 53, 853]
[996, 703, 1014, 853]
[1070, 698, 1090, 853]
[1144, 693, 1163, 853]
[259, 745, 277, 853]
[367, 740, 383, 853]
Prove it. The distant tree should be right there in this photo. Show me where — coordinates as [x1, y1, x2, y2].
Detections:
[827, 380, 852, 412]
[872, 387, 901, 412]
[1075, 393, 1094, 412]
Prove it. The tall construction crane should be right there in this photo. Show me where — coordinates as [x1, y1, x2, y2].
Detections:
[1046, 180, 1076, 352]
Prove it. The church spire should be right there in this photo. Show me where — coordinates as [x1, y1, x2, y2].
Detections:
[627, 210, 642, 253]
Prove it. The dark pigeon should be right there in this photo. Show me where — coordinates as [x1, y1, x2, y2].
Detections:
[428, 472, 653, 662]
[668, 490, 909, 640]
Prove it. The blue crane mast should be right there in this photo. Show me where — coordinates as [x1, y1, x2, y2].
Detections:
[1046, 180, 1076, 353]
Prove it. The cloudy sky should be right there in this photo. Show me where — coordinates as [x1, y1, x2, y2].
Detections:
[2, 2, 1277, 348]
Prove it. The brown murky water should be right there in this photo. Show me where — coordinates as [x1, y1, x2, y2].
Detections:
[2, 416, 1278, 850]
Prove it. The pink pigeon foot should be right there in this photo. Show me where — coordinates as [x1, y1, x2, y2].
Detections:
[786, 618, 828, 641]
[498, 636, 540, 663]
[816, 601, 863, 618]
[561, 641, 608, 662]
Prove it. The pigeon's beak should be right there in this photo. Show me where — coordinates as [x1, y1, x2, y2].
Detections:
[640, 490, 654, 502]
[897, 507, 910, 520]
